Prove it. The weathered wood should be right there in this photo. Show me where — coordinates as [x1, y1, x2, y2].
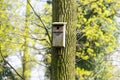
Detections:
[52, 22, 66, 47]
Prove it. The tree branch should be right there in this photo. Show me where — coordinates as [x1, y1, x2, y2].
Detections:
[27, 0, 52, 45]
[0, 47, 24, 80]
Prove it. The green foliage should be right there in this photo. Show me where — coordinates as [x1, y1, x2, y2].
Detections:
[76, 0, 120, 79]
[0, 62, 15, 80]
[0, 0, 35, 79]
[0, 0, 15, 79]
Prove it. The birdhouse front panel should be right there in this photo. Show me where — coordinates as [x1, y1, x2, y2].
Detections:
[52, 22, 66, 47]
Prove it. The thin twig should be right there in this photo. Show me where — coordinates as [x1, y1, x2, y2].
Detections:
[27, 0, 51, 45]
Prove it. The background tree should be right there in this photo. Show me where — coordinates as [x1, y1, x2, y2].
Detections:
[22, 0, 31, 80]
[76, 0, 120, 79]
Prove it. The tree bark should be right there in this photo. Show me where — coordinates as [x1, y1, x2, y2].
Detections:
[51, 0, 77, 80]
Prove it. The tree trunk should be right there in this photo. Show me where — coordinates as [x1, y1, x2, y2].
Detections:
[51, 0, 77, 80]
[22, 0, 31, 80]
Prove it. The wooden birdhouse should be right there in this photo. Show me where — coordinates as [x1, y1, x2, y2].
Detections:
[52, 22, 67, 47]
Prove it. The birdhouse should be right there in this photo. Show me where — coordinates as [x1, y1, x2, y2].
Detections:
[52, 22, 67, 47]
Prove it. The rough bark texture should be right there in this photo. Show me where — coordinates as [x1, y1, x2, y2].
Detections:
[51, 0, 77, 80]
